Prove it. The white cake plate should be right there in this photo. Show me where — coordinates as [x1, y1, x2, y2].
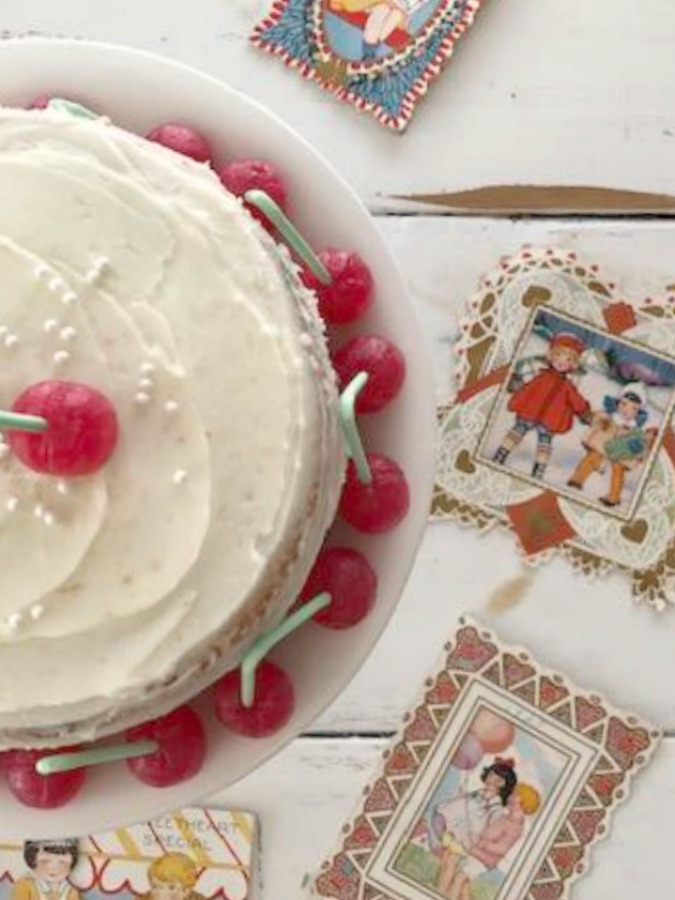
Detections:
[0, 38, 436, 837]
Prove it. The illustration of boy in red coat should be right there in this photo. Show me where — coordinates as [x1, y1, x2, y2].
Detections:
[493, 332, 592, 480]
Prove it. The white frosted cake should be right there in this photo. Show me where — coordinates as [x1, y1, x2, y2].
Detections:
[0, 109, 345, 747]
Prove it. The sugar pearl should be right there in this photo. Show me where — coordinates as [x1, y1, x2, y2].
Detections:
[134, 392, 151, 406]
[56, 481, 69, 496]
[164, 400, 179, 414]
[6, 613, 21, 632]
[44, 319, 59, 333]
[29, 605, 44, 621]
[0, 445, 10, 460]
[61, 291, 78, 306]
[60, 326, 77, 341]
[140, 362, 156, 375]
[42, 511, 55, 527]
[53, 350, 70, 367]
[6, 497, 18, 513]
[34, 503, 45, 519]
[4, 334, 18, 348]
[173, 469, 188, 485]
[139, 378, 154, 391]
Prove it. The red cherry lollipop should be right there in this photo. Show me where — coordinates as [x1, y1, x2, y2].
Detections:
[218, 159, 288, 231]
[299, 547, 377, 629]
[126, 705, 207, 787]
[302, 249, 373, 324]
[340, 453, 410, 534]
[8, 380, 119, 476]
[4, 748, 86, 808]
[215, 661, 295, 738]
[333, 336, 406, 413]
[146, 123, 213, 164]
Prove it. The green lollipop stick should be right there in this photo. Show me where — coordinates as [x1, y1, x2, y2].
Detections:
[0, 411, 48, 434]
[240, 592, 331, 708]
[35, 740, 159, 776]
[339, 372, 372, 485]
[243, 189, 332, 285]
[46, 98, 100, 120]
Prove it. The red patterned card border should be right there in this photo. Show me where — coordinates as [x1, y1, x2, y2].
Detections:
[307, 618, 660, 900]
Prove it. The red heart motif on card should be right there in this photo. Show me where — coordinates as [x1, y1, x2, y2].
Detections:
[426, 671, 460, 705]
[589, 771, 625, 806]
[387, 742, 417, 775]
[503, 653, 536, 687]
[344, 816, 377, 850]
[569, 808, 606, 844]
[364, 779, 396, 814]
[539, 677, 571, 710]
[550, 844, 584, 879]
[404, 706, 437, 742]
[606, 716, 652, 769]
[530, 884, 564, 900]
[447, 626, 498, 672]
[575, 696, 607, 732]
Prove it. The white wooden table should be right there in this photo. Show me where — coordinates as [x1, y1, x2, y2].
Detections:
[4, 2, 675, 897]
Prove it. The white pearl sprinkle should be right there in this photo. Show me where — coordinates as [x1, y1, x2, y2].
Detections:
[138, 377, 154, 391]
[29, 605, 44, 621]
[42, 511, 55, 527]
[44, 318, 59, 333]
[0, 326, 7, 338]
[164, 400, 179, 414]
[4, 334, 18, 348]
[61, 291, 78, 306]
[34, 263, 49, 281]
[134, 391, 151, 406]
[86, 256, 110, 283]
[60, 326, 77, 342]
[49, 276, 64, 293]
[34, 503, 45, 519]
[53, 350, 70, 367]
[173, 469, 188, 485]
[56, 480, 69, 496]
[6, 496, 18, 513]
[140, 362, 156, 375]
[0, 445, 10, 461]
[6, 613, 21, 632]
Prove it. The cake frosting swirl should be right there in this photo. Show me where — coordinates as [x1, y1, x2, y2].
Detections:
[0, 109, 345, 746]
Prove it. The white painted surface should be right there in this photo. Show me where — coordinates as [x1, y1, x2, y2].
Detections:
[3, 2, 675, 898]
[4, 0, 675, 206]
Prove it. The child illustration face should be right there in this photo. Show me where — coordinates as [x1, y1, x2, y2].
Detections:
[618, 396, 640, 422]
[549, 347, 579, 373]
[483, 772, 506, 796]
[34, 851, 72, 884]
[150, 879, 189, 900]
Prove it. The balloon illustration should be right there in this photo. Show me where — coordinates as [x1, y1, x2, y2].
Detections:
[469, 710, 515, 754]
[451, 732, 484, 770]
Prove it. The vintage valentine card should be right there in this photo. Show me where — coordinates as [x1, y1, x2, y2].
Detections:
[433, 246, 675, 609]
[251, 0, 487, 131]
[307, 618, 659, 900]
[0, 808, 256, 900]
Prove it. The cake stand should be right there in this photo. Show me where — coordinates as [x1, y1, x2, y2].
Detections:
[0, 38, 436, 836]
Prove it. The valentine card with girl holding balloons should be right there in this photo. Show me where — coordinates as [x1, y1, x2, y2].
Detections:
[307, 618, 659, 900]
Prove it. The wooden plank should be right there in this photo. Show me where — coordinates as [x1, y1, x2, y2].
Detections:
[4, 0, 675, 209]
[311, 216, 675, 735]
[222, 734, 675, 900]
